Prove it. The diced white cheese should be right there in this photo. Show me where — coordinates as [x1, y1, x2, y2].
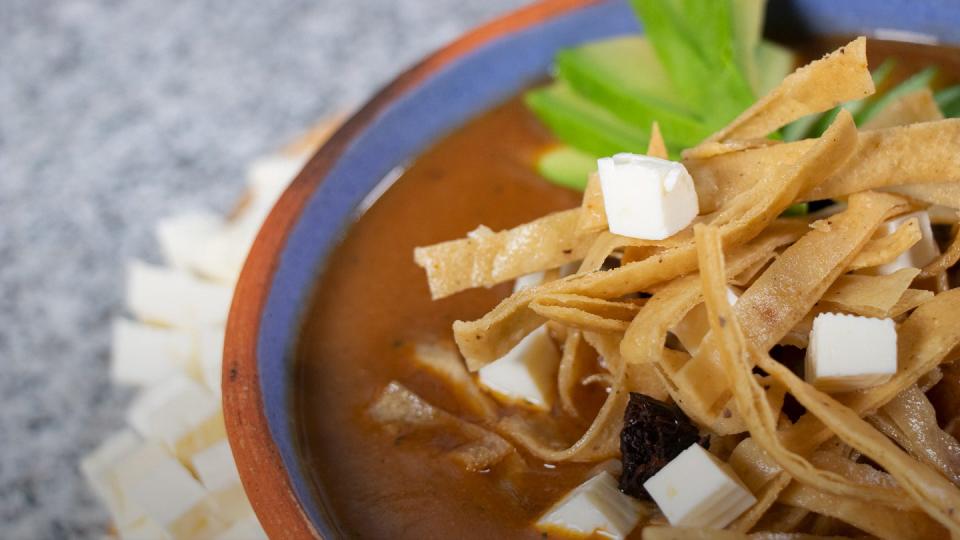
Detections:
[127, 375, 221, 457]
[246, 154, 307, 206]
[513, 271, 546, 293]
[110, 319, 195, 386]
[644, 444, 756, 529]
[191, 439, 252, 522]
[155, 212, 224, 272]
[118, 517, 173, 540]
[191, 440, 240, 493]
[536, 472, 644, 540]
[212, 514, 267, 540]
[597, 153, 699, 240]
[805, 313, 897, 392]
[80, 430, 145, 528]
[198, 326, 226, 397]
[116, 443, 224, 539]
[188, 216, 266, 285]
[672, 287, 740, 356]
[477, 325, 560, 411]
[127, 261, 233, 328]
[877, 211, 940, 275]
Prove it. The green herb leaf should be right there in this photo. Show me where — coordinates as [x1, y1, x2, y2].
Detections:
[536, 146, 597, 191]
[936, 85, 960, 117]
[630, 0, 756, 129]
[555, 37, 709, 148]
[524, 81, 651, 157]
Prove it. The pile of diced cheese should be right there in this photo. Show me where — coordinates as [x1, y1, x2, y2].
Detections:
[82, 152, 308, 539]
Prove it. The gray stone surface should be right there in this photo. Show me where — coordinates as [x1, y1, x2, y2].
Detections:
[0, 1, 527, 537]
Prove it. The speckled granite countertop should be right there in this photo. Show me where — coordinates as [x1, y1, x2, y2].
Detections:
[0, 1, 526, 537]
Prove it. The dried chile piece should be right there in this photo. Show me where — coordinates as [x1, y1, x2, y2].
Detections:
[618, 392, 706, 499]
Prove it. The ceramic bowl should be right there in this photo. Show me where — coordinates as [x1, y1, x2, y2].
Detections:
[222, 1, 960, 538]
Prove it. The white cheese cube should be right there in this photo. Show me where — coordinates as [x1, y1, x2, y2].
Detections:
[477, 325, 559, 411]
[188, 221, 261, 285]
[127, 261, 233, 328]
[191, 440, 239, 493]
[513, 271, 546, 293]
[119, 517, 172, 540]
[111, 319, 195, 386]
[198, 326, 226, 397]
[877, 211, 940, 275]
[212, 515, 267, 540]
[597, 153, 699, 240]
[191, 439, 252, 522]
[805, 313, 898, 392]
[80, 430, 145, 527]
[247, 154, 307, 205]
[672, 287, 740, 356]
[127, 375, 222, 458]
[537, 472, 644, 540]
[117, 444, 224, 539]
[644, 443, 756, 529]
[156, 212, 224, 272]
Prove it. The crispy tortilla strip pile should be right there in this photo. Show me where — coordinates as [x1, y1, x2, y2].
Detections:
[405, 36, 960, 537]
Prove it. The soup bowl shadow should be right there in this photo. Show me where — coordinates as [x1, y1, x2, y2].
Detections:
[222, 0, 960, 538]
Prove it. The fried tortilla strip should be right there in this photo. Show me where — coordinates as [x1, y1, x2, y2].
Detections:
[727, 440, 795, 532]
[886, 182, 960, 209]
[575, 122, 671, 236]
[871, 385, 960, 486]
[818, 268, 920, 317]
[496, 358, 628, 463]
[621, 228, 802, 434]
[671, 192, 908, 433]
[529, 294, 641, 333]
[888, 288, 935, 317]
[779, 484, 947, 540]
[863, 87, 943, 130]
[921, 225, 960, 278]
[809, 449, 897, 488]
[682, 138, 781, 160]
[642, 527, 850, 540]
[414, 209, 592, 299]
[696, 224, 912, 510]
[456, 112, 857, 370]
[701, 37, 872, 144]
[730, 251, 777, 287]
[495, 329, 665, 463]
[577, 231, 676, 274]
[370, 382, 513, 471]
[647, 121, 668, 160]
[847, 217, 921, 271]
[557, 330, 592, 418]
[584, 330, 668, 402]
[751, 503, 810, 535]
[701, 229, 960, 533]
[411, 343, 498, 422]
[578, 173, 607, 235]
[687, 119, 960, 212]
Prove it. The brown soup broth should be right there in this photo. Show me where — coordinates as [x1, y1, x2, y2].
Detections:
[293, 39, 958, 539]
